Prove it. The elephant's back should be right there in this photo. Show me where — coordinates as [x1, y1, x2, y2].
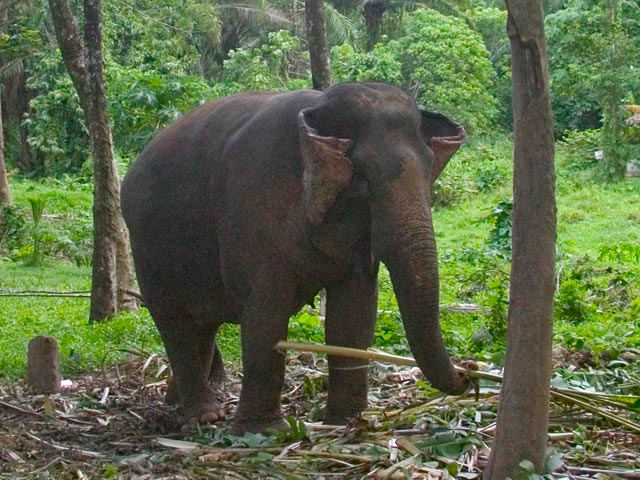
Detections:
[121, 92, 274, 220]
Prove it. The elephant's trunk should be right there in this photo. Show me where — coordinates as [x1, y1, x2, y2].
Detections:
[373, 194, 466, 394]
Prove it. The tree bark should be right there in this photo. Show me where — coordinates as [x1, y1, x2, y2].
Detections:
[0, 94, 12, 204]
[484, 1, 556, 479]
[49, 0, 88, 111]
[304, 0, 331, 91]
[48, 0, 137, 320]
[363, 0, 386, 51]
[0, 6, 11, 203]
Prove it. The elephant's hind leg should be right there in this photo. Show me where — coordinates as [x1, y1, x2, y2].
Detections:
[231, 275, 297, 434]
[156, 314, 226, 423]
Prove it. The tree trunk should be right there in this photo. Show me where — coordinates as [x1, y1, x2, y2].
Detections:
[0, 94, 12, 204]
[48, 0, 137, 321]
[1, 63, 33, 172]
[0, 6, 11, 203]
[363, 0, 386, 51]
[484, 1, 556, 479]
[304, 0, 331, 91]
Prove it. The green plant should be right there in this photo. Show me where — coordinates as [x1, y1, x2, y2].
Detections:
[331, 41, 404, 84]
[486, 198, 513, 258]
[26, 196, 47, 265]
[0, 203, 27, 255]
[222, 30, 310, 92]
[555, 278, 596, 323]
[288, 311, 324, 344]
[598, 242, 640, 263]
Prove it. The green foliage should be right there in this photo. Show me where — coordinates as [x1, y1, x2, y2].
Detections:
[288, 311, 324, 344]
[486, 198, 513, 257]
[331, 41, 404, 84]
[394, 8, 499, 134]
[598, 242, 640, 263]
[415, 430, 481, 459]
[26, 196, 47, 265]
[374, 311, 409, 354]
[433, 139, 511, 208]
[222, 30, 310, 92]
[557, 129, 601, 171]
[2, 178, 94, 265]
[24, 51, 89, 175]
[466, 7, 512, 128]
[546, 0, 640, 179]
[103, 0, 220, 75]
[0, 203, 28, 254]
[555, 252, 640, 325]
[108, 67, 218, 156]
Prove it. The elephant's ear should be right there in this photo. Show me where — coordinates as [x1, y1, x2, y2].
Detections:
[420, 110, 466, 184]
[299, 109, 353, 226]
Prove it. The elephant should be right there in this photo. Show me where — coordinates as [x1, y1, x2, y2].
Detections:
[120, 82, 468, 434]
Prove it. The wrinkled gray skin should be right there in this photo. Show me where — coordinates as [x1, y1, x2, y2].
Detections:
[121, 82, 467, 434]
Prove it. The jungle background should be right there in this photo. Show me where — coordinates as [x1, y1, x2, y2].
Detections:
[1, 0, 640, 478]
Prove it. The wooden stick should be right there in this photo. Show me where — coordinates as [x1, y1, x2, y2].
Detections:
[275, 340, 640, 434]
[275, 341, 502, 382]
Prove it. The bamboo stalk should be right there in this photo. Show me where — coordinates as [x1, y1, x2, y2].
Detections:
[275, 341, 501, 382]
[275, 341, 640, 434]
[551, 390, 640, 434]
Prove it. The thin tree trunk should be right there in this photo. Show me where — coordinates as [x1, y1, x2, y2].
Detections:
[0, 94, 12, 204]
[484, 1, 556, 479]
[84, 0, 119, 320]
[48, 0, 137, 320]
[0, 7, 11, 203]
[304, 0, 331, 91]
[49, 0, 88, 111]
[363, 0, 386, 51]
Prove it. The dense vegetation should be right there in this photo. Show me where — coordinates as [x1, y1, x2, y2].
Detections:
[2, 1, 639, 176]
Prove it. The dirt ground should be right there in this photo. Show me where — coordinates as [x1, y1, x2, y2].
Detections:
[1, 352, 639, 479]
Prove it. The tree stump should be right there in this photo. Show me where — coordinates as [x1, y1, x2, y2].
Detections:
[27, 336, 61, 393]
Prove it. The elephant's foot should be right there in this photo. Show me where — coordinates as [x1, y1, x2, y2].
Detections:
[324, 397, 367, 426]
[182, 396, 227, 423]
[230, 415, 290, 435]
[323, 410, 364, 426]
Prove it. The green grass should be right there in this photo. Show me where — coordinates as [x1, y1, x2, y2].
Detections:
[0, 262, 161, 378]
[1, 136, 639, 380]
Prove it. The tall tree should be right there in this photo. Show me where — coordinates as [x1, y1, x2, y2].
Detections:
[483, 1, 556, 478]
[305, 0, 331, 90]
[0, 5, 12, 204]
[49, 0, 137, 320]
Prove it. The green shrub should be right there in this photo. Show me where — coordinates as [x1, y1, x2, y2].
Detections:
[331, 41, 404, 84]
[486, 198, 513, 258]
[394, 9, 499, 134]
[433, 140, 511, 207]
[222, 30, 310, 92]
[0, 203, 28, 255]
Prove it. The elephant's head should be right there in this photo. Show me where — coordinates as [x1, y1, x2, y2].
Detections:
[298, 82, 467, 394]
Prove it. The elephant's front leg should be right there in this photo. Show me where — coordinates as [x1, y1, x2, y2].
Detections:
[324, 265, 379, 424]
[231, 279, 295, 434]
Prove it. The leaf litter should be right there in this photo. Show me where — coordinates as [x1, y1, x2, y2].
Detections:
[0, 346, 639, 479]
